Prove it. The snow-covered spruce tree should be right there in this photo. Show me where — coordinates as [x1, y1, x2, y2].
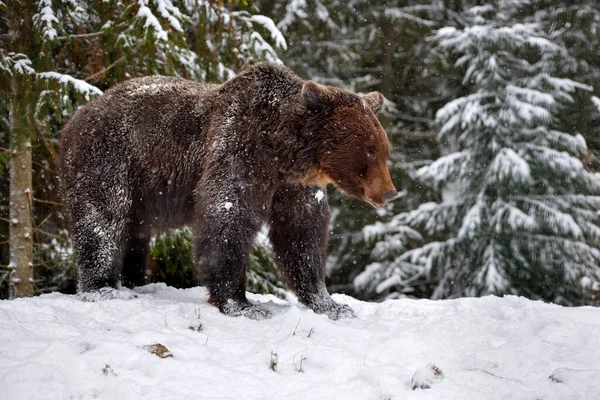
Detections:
[181, 0, 285, 82]
[529, 2, 600, 167]
[1, 0, 105, 298]
[356, 3, 600, 305]
[324, 1, 456, 295]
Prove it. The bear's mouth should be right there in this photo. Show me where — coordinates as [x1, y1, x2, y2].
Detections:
[327, 179, 383, 208]
[354, 188, 384, 209]
[365, 198, 384, 209]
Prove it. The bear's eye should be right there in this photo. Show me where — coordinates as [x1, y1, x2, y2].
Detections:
[360, 164, 369, 178]
[366, 149, 375, 160]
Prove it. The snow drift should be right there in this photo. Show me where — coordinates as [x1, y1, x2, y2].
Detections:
[1, 285, 599, 400]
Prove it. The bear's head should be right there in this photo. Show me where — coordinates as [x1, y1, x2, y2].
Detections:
[301, 81, 398, 208]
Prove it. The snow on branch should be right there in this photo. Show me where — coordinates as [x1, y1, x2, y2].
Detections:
[400, 238, 457, 276]
[364, 221, 422, 242]
[516, 197, 584, 240]
[519, 144, 583, 176]
[476, 242, 510, 294]
[457, 200, 483, 239]
[247, 15, 287, 50]
[136, 0, 185, 42]
[33, 0, 58, 41]
[154, 0, 184, 32]
[137, 5, 169, 41]
[276, 0, 307, 32]
[486, 148, 532, 185]
[517, 128, 586, 156]
[506, 85, 556, 108]
[514, 234, 600, 269]
[374, 264, 423, 295]
[490, 200, 537, 233]
[435, 93, 492, 128]
[365, 225, 423, 260]
[592, 96, 600, 113]
[529, 73, 592, 95]
[524, 195, 600, 208]
[383, 201, 467, 241]
[370, 233, 412, 261]
[384, 8, 435, 27]
[0, 53, 35, 75]
[231, 12, 286, 64]
[38, 72, 103, 101]
[504, 95, 552, 125]
[248, 32, 280, 64]
[415, 150, 472, 188]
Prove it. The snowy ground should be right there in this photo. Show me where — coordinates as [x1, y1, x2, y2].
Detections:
[1, 285, 599, 400]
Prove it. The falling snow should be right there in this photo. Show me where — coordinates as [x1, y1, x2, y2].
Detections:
[315, 190, 324, 203]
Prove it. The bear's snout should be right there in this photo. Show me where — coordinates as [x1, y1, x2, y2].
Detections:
[384, 189, 399, 203]
[362, 162, 396, 208]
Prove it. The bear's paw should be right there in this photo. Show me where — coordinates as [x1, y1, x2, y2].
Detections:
[222, 299, 272, 320]
[305, 296, 356, 320]
[77, 287, 138, 302]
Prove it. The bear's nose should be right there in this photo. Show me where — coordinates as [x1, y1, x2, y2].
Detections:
[384, 190, 399, 203]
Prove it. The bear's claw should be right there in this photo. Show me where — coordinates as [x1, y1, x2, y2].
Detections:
[305, 296, 356, 320]
[221, 299, 272, 320]
[77, 287, 138, 302]
[326, 303, 356, 320]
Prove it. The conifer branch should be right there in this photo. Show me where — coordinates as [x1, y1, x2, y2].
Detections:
[84, 55, 127, 82]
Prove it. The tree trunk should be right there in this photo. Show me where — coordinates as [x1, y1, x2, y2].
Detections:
[379, 15, 396, 132]
[9, 75, 34, 298]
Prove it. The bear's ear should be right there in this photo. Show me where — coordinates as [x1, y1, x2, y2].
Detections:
[362, 91, 385, 114]
[302, 81, 331, 109]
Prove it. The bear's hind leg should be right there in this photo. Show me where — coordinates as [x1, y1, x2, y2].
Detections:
[270, 184, 355, 320]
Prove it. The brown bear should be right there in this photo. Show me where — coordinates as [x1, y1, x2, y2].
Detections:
[59, 63, 397, 320]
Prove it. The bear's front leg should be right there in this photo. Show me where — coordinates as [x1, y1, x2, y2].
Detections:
[195, 192, 271, 320]
[270, 184, 355, 320]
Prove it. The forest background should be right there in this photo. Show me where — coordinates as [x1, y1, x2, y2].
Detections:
[1, 0, 599, 306]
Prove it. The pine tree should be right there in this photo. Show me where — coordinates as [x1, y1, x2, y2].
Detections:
[356, 1, 600, 305]
[529, 2, 600, 168]
[1, 0, 104, 297]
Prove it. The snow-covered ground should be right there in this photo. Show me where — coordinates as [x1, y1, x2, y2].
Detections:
[1, 284, 599, 400]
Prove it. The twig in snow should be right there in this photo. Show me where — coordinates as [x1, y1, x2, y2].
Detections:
[466, 368, 525, 385]
[294, 354, 306, 373]
[269, 351, 279, 372]
[293, 317, 301, 335]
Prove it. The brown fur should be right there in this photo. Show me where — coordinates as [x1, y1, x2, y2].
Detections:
[59, 63, 396, 319]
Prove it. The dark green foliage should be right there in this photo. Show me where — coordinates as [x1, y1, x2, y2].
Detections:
[33, 239, 77, 295]
[149, 229, 197, 289]
[149, 228, 286, 297]
[247, 243, 288, 299]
